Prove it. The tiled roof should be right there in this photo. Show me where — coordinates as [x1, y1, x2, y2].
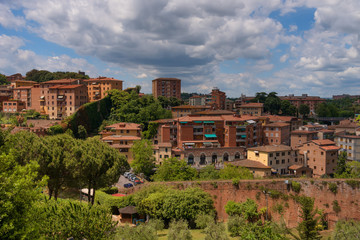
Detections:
[264, 122, 290, 127]
[49, 84, 84, 89]
[152, 78, 181, 81]
[289, 165, 308, 170]
[335, 134, 360, 139]
[194, 110, 235, 115]
[312, 139, 336, 146]
[320, 145, 341, 151]
[248, 144, 292, 152]
[291, 130, 317, 135]
[105, 122, 141, 130]
[84, 77, 123, 82]
[172, 105, 210, 109]
[239, 103, 264, 108]
[102, 135, 141, 141]
[317, 129, 335, 133]
[43, 79, 80, 84]
[228, 160, 271, 169]
[14, 86, 33, 90]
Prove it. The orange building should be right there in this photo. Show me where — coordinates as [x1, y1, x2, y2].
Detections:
[209, 87, 226, 110]
[263, 122, 291, 145]
[100, 122, 141, 161]
[291, 130, 318, 148]
[152, 78, 181, 99]
[84, 77, 123, 102]
[10, 79, 37, 89]
[12, 86, 32, 108]
[298, 139, 339, 177]
[2, 100, 26, 113]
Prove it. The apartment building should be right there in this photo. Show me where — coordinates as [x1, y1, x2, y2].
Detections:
[263, 122, 291, 145]
[152, 114, 263, 164]
[10, 79, 37, 89]
[291, 130, 318, 148]
[238, 103, 264, 116]
[84, 77, 123, 102]
[152, 78, 181, 99]
[334, 134, 360, 161]
[247, 145, 301, 175]
[171, 105, 210, 118]
[2, 100, 26, 113]
[12, 86, 32, 108]
[100, 122, 141, 161]
[209, 87, 226, 110]
[297, 139, 339, 177]
[47, 85, 88, 119]
[189, 95, 209, 106]
[333, 119, 359, 134]
[280, 94, 325, 115]
[261, 115, 303, 132]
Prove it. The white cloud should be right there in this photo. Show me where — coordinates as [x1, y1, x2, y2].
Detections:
[136, 73, 148, 79]
[0, 3, 25, 28]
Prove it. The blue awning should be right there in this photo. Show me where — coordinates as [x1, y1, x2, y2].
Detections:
[180, 121, 188, 124]
[205, 134, 217, 138]
[204, 121, 214, 123]
[194, 121, 202, 123]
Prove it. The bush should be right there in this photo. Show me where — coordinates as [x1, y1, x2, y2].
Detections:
[167, 219, 192, 240]
[95, 191, 134, 214]
[195, 213, 215, 229]
[203, 222, 229, 240]
[333, 200, 341, 214]
[232, 178, 240, 187]
[117, 223, 157, 240]
[99, 186, 119, 194]
[345, 180, 360, 189]
[328, 182, 338, 194]
[225, 199, 259, 222]
[291, 181, 302, 193]
[272, 203, 284, 214]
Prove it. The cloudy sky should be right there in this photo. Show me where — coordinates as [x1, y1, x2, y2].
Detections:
[1, 0, 360, 97]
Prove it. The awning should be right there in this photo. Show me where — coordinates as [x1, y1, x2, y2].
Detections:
[205, 134, 217, 138]
[40, 96, 45, 99]
[246, 120, 256, 124]
[240, 135, 246, 138]
[204, 121, 214, 124]
[184, 143, 195, 145]
[180, 121, 188, 124]
[194, 121, 202, 123]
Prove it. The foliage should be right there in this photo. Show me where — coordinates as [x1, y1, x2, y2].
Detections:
[232, 178, 240, 186]
[296, 196, 321, 240]
[0, 73, 9, 85]
[299, 104, 310, 118]
[167, 219, 192, 240]
[345, 179, 360, 189]
[99, 186, 119, 194]
[48, 124, 64, 135]
[195, 213, 215, 229]
[77, 124, 88, 139]
[152, 157, 197, 181]
[280, 100, 297, 116]
[291, 181, 302, 193]
[158, 96, 182, 109]
[148, 218, 165, 233]
[251, 92, 268, 103]
[225, 199, 260, 222]
[198, 165, 220, 180]
[0, 153, 45, 239]
[335, 151, 350, 177]
[203, 222, 229, 240]
[137, 187, 215, 226]
[95, 191, 134, 214]
[131, 139, 156, 176]
[76, 137, 129, 204]
[108, 89, 172, 130]
[331, 220, 360, 240]
[25, 69, 89, 82]
[116, 224, 157, 240]
[142, 122, 159, 139]
[32, 199, 115, 240]
[328, 182, 338, 194]
[333, 200, 341, 214]
[264, 92, 282, 115]
[219, 164, 253, 180]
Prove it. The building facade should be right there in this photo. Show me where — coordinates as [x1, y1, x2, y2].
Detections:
[171, 105, 210, 118]
[152, 78, 181, 99]
[335, 135, 360, 161]
[209, 87, 226, 110]
[280, 94, 325, 115]
[238, 103, 264, 116]
[263, 122, 291, 145]
[84, 77, 123, 102]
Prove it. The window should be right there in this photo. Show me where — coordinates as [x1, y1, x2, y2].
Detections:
[200, 154, 206, 165]
[270, 161, 272, 165]
[126, 130, 129, 133]
[282, 160, 285, 164]
[269, 153, 273, 157]
[276, 153, 280, 156]
[165, 148, 168, 153]
[255, 152, 259, 157]
[276, 160, 279, 164]
[160, 155, 162, 158]
[164, 155, 169, 158]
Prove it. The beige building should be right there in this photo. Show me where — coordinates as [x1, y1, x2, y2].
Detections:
[84, 77, 123, 102]
[100, 122, 142, 162]
[238, 103, 264, 116]
[335, 134, 360, 161]
[171, 105, 210, 118]
[247, 145, 301, 175]
[152, 78, 181, 99]
[228, 160, 271, 177]
[298, 139, 339, 177]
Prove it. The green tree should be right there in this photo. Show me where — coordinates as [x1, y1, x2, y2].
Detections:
[131, 139, 156, 176]
[77, 124, 88, 139]
[264, 92, 281, 115]
[299, 104, 310, 118]
[167, 219, 192, 240]
[195, 213, 215, 229]
[0, 153, 45, 239]
[117, 224, 157, 240]
[142, 122, 159, 139]
[295, 196, 321, 240]
[0, 73, 9, 85]
[198, 165, 220, 180]
[48, 124, 64, 135]
[219, 164, 253, 180]
[152, 157, 197, 181]
[252, 92, 268, 103]
[203, 222, 229, 240]
[280, 100, 297, 116]
[331, 220, 360, 240]
[225, 199, 260, 222]
[77, 137, 129, 204]
[335, 151, 350, 177]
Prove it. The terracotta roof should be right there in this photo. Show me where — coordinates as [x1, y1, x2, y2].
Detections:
[157, 142, 172, 147]
[49, 84, 84, 89]
[84, 77, 123, 82]
[335, 134, 360, 139]
[248, 145, 292, 152]
[320, 145, 341, 151]
[153, 118, 175, 123]
[172, 105, 210, 109]
[194, 110, 235, 115]
[312, 139, 336, 146]
[317, 129, 335, 133]
[152, 78, 181, 81]
[239, 103, 264, 108]
[289, 165, 309, 170]
[105, 122, 141, 130]
[227, 160, 271, 169]
[291, 130, 317, 135]
[264, 122, 290, 127]
[43, 79, 81, 84]
[102, 135, 141, 141]
[14, 86, 32, 90]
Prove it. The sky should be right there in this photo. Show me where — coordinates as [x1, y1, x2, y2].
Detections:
[1, 0, 360, 98]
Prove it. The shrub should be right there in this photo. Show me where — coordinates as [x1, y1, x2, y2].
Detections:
[291, 181, 302, 193]
[255, 192, 261, 201]
[167, 219, 192, 240]
[211, 182, 218, 189]
[95, 191, 134, 214]
[333, 200, 341, 214]
[117, 223, 157, 240]
[268, 189, 281, 199]
[232, 178, 240, 187]
[99, 186, 118, 194]
[310, 180, 315, 185]
[195, 213, 215, 229]
[345, 180, 360, 189]
[203, 222, 229, 240]
[328, 182, 338, 194]
[272, 203, 284, 214]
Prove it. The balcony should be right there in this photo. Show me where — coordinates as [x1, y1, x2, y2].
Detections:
[57, 95, 65, 101]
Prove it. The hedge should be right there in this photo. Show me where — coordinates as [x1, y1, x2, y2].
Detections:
[95, 190, 134, 214]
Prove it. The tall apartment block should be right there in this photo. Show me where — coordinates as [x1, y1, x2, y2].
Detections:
[152, 78, 181, 99]
[209, 87, 226, 110]
[84, 77, 123, 102]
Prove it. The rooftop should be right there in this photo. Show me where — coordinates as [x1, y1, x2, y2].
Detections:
[312, 139, 336, 146]
[264, 122, 290, 127]
[102, 135, 141, 141]
[85, 77, 123, 82]
[42, 79, 81, 84]
[248, 144, 292, 152]
[320, 145, 341, 151]
[105, 122, 141, 130]
[227, 159, 271, 169]
[239, 103, 264, 108]
[49, 84, 84, 89]
[291, 130, 317, 135]
[152, 78, 181, 82]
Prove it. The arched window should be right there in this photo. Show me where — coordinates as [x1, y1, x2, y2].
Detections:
[235, 152, 240, 159]
[212, 154, 217, 164]
[223, 153, 229, 161]
[188, 154, 194, 165]
[200, 154, 206, 165]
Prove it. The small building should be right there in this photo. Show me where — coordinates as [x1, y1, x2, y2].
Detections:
[291, 130, 318, 148]
[228, 160, 271, 177]
[152, 78, 181, 99]
[2, 100, 26, 113]
[288, 165, 313, 177]
[118, 206, 144, 225]
[238, 103, 264, 116]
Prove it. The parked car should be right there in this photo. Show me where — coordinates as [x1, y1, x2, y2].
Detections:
[124, 183, 133, 188]
[134, 180, 142, 185]
[124, 172, 130, 178]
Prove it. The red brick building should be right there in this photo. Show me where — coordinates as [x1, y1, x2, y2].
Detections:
[280, 94, 325, 115]
[291, 130, 318, 148]
[263, 122, 291, 145]
[152, 78, 181, 99]
[209, 87, 226, 110]
[2, 100, 26, 113]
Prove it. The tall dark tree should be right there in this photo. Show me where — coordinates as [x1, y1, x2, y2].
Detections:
[335, 151, 349, 177]
[0, 73, 9, 85]
[280, 100, 297, 116]
[264, 92, 281, 115]
[299, 104, 310, 118]
[252, 92, 268, 103]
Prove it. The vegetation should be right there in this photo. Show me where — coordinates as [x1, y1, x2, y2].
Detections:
[0, 73, 9, 85]
[152, 157, 197, 181]
[131, 139, 156, 177]
[328, 182, 338, 194]
[218, 164, 253, 180]
[167, 219, 192, 240]
[117, 224, 157, 240]
[291, 181, 302, 193]
[333, 200, 341, 214]
[295, 196, 322, 240]
[331, 220, 360, 240]
[25, 69, 89, 82]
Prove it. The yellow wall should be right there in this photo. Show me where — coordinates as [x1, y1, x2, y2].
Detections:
[247, 150, 269, 166]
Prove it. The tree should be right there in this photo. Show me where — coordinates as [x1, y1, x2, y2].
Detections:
[264, 92, 281, 115]
[198, 165, 220, 180]
[48, 124, 64, 135]
[77, 125, 88, 139]
[335, 151, 350, 177]
[296, 196, 321, 240]
[219, 164, 253, 180]
[331, 220, 360, 240]
[117, 224, 157, 240]
[252, 92, 268, 103]
[204, 222, 229, 240]
[152, 157, 197, 181]
[280, 100, 297, 116]
[299, 104, 310, 118]
[0, 73, 9, 85]
[225, 199, 260, 222]
[167, 219, 192, 240]
[0, 153, 45, 239]
[77, 137, 129, 204]
[142, 122, 159, 139]
[131, 139, 156, 176]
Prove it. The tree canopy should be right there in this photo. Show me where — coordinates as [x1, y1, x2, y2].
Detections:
[25, 69, 89, 82]
[152, 157, 197, 181]
[0, 73, 9, 85]
[131, 139, 156, 177]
